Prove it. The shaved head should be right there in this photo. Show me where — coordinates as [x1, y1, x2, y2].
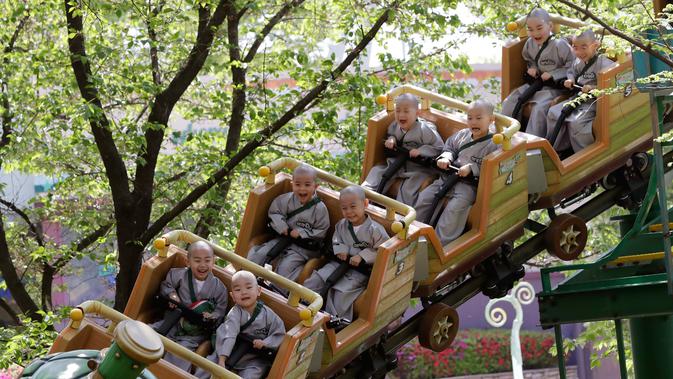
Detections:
[467, 99, 495, 115]
[188, 240, 213, 258]
[395, 93, 419, 108]
[293, 164, 318, 181]
[527, 8, 551, 23]
[340, 185, 366, 201]
[232, 270, 257, 287]
[574, 29, 598, 43]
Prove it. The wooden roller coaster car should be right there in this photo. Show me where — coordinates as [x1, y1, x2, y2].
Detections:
[364, 13, 658, 298]
[236, 159, 436, 377]
[49, 230, 330, 379]
[502, 14, 655, 209]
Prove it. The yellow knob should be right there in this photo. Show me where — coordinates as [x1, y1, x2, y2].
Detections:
[506, 22, 519, 32]
[492, 134, 504, 145]
[259, 166, 271, 177]
[391, 221, 404, 234]
[375, 95, 387, 105]
[70, 308, 84, 322]
[153, 238, 167, 250]
[299, 308, 312, 321]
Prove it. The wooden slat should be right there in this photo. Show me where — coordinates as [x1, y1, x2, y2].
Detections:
[379, 268, 416, 300]
[488, 192, 529, 226]
[377, 280, 413, 312]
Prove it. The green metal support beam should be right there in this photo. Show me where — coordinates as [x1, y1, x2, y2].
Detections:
[539, 273, 673, 327]
[630, 315, 673, 379]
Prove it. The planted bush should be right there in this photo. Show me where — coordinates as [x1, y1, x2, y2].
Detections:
[394, 329, 559, 378]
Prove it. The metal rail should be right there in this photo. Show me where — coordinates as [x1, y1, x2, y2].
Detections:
[259, 157, 416, 239]
[383, 152, 673, 355]
[69, 301, 239, 379]
[154, 230, 322, 326]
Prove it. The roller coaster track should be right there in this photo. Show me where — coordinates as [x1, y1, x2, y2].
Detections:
[382, 150, 673, 358]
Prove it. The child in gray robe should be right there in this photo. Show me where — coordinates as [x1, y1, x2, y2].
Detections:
[415, 100, 500, 246]
[247, 165, 330, 295]
[153, 241, 228, 372]
[196, 270, 286, 379]
[501, 8, 574, 137]
[303, 185, 389, 321]
[362, 93, 444, 207]
[545, 29, 616, 152]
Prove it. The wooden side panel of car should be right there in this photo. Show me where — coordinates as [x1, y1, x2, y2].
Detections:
[418, 140, 529, 285]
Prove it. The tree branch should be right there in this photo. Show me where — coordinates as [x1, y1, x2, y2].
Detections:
[0, 297, 20, 325]
[555, 0, 673, 68]
[52, 222, 114, 271]
[140, 2, 398, 244]
[146, 0, 164, 86]
[242, 0, 306, 63]
[0, 198, 44, 247]
[0, 11, 30, 148]
[133, 0, 232, 229]
[64, 0, 132, 207]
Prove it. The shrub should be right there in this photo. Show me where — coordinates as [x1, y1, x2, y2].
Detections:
[394, 329, 560, 378]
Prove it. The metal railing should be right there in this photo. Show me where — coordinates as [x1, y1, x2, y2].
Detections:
[374, 85, 521, 150]
[68, 301, 239, 379]
[154, 230, 322, 325]
[259, 157, 416, 239]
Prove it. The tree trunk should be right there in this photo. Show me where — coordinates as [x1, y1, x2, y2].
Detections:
[40, 263, 55, 311]
[113, 240, 144, 311]
[0, 211, 40, 319]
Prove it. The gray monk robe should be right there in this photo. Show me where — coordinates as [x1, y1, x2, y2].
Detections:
[362, 118, 444, 206]
[415, 127, 499, 246]
[501, 36, 574, 137]
[247, 192, 330, 293]
[153, 268, 228, 372]
[303, 216, 389, 320]
[196, 303, 286, 379]
[546, 54, 616, 152]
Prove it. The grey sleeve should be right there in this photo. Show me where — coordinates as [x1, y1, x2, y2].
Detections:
[210, 282, 229, 320]
[332, 223, 349, 255]
[358, 224, 390, 265]
[262, 310, 286, 349]
[268, 195, 289, 234]
[216, 308, 241, 358]
[599, 55, 617, 72]
[159, 269, 180, 298]
[469, 143, 500, 177]
[522, 39, 535, 69]
[416, 123, 444, 157]
[566, 60, 579, 82]
[386, 121, 397, 139]
[550, 41, 574, 80]
[440, 132, 461, 163]
[298, 204, 330, 239]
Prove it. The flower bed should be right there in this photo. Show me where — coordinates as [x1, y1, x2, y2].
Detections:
[394, 329, 560, 378]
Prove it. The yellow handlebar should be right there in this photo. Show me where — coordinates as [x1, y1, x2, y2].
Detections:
[258, 157, 416, 239]
[506, 13, 607, 35]
[70, 301, 240, 379]
[376, 85, 521, 150]
[154, 230, 323, 326]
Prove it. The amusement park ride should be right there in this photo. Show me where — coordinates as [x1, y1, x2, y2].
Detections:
[20, 4, 673, 379]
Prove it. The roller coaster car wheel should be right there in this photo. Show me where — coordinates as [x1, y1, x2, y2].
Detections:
[632, 152, 649, 173]
[544, 214, 587, 261]
[418, 304, 459, 352]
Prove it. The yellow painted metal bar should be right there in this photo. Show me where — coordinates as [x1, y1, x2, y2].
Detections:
[649, 223, 673, 232]
[69, 301, 240, 379]
[259, 157, 416, 239]
[154, 230, 321, 326]
[374, 85, 520, 150]
[506, 14, 607, 35]
[609, 252, 664, 265]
